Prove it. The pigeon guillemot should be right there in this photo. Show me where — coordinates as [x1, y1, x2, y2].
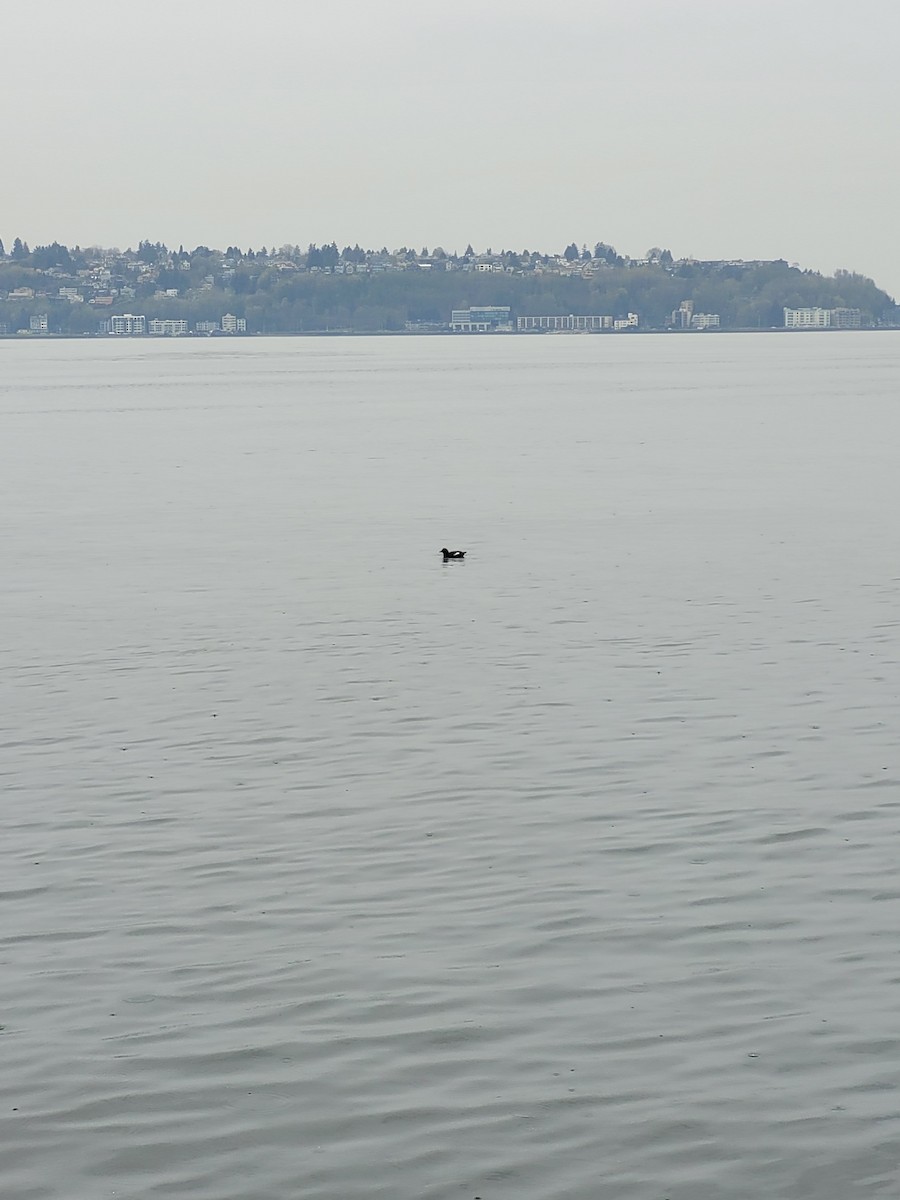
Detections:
[440, 548, 466, 560]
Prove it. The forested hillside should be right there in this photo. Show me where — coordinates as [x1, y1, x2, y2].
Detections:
[0, 238, 895, 334]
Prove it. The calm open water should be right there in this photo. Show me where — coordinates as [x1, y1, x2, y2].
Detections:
[2, 331, 900, 1200]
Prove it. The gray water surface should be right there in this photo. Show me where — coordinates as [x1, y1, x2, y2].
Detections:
[2, 332, 900, 1199]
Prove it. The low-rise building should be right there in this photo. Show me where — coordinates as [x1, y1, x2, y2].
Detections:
[148, 318, 188, 336]
[613, 313, 639, 331]
[221, 313, 246, 333]
[517, 314, 612, 332]
[450, 306, 512, 332]
[784, 306, 831, 328]
[831, 307, 862, 329]
[29, 314, 49, 333]
[692, 312, 720, 330]
[109, 313, 146, 335]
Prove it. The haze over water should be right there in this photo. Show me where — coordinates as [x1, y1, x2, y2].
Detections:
[3, 332, 900, 1200]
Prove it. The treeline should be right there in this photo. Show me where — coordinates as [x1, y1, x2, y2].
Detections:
[201, 263, 895, 332]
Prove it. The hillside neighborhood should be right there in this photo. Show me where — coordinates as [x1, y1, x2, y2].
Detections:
[0, 238, 892, 336]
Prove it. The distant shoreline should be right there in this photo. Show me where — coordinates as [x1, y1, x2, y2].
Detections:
[4, 245, 895, 337]
[2, 326, 898, 342]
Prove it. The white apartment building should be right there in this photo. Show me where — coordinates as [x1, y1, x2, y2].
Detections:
[692, 312, 720, 330]
[784, 306, 863, 329]
[613, 313, 639, 331]
[517, 314, 613, 332]
[148, 319, 188, 336]
[221, 313, 246, 333]
[784, 307, 831, 328]
[109, 313, 146, 335]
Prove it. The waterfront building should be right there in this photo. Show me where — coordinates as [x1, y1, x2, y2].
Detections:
[195, 320, 219, 334]
[450, 306, 512, 332]
[517, 315, 612, 332]
[29, 314, 49, 333]
[692, 312, 720, 330]
[671, 300, 694, 329]
[830, 307, 862, 329]
[784, 307, 831, 328]
[109, 313, 146, 335]
[148, 319, 189, 336]
[221, 313, 247, 333]
[613, 313, 639, 331]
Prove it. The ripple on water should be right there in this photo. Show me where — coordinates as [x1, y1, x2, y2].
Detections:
[5, 336, 900, 1199]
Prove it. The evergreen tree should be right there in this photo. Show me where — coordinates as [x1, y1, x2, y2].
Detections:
[31, 242, 74, 270]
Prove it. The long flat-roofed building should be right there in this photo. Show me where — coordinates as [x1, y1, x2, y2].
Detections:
[784, 307, 831, 328]
[148, 319, 188, 336]
[517, 314, 612, 331]
[450, 306, 512, 332]
[784, 306, 862, 329]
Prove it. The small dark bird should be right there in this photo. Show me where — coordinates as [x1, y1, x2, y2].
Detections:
[440, 548, 466, 561]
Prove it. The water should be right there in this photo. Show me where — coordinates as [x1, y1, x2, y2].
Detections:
[2, 332, 900, 1199]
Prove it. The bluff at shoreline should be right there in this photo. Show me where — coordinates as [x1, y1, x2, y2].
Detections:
[0, 239, 895, 336]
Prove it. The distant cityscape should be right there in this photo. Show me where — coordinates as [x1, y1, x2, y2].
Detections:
[0, 237, 892, 336]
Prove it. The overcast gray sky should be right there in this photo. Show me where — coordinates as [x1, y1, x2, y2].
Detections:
[4, 0, 899, 295]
